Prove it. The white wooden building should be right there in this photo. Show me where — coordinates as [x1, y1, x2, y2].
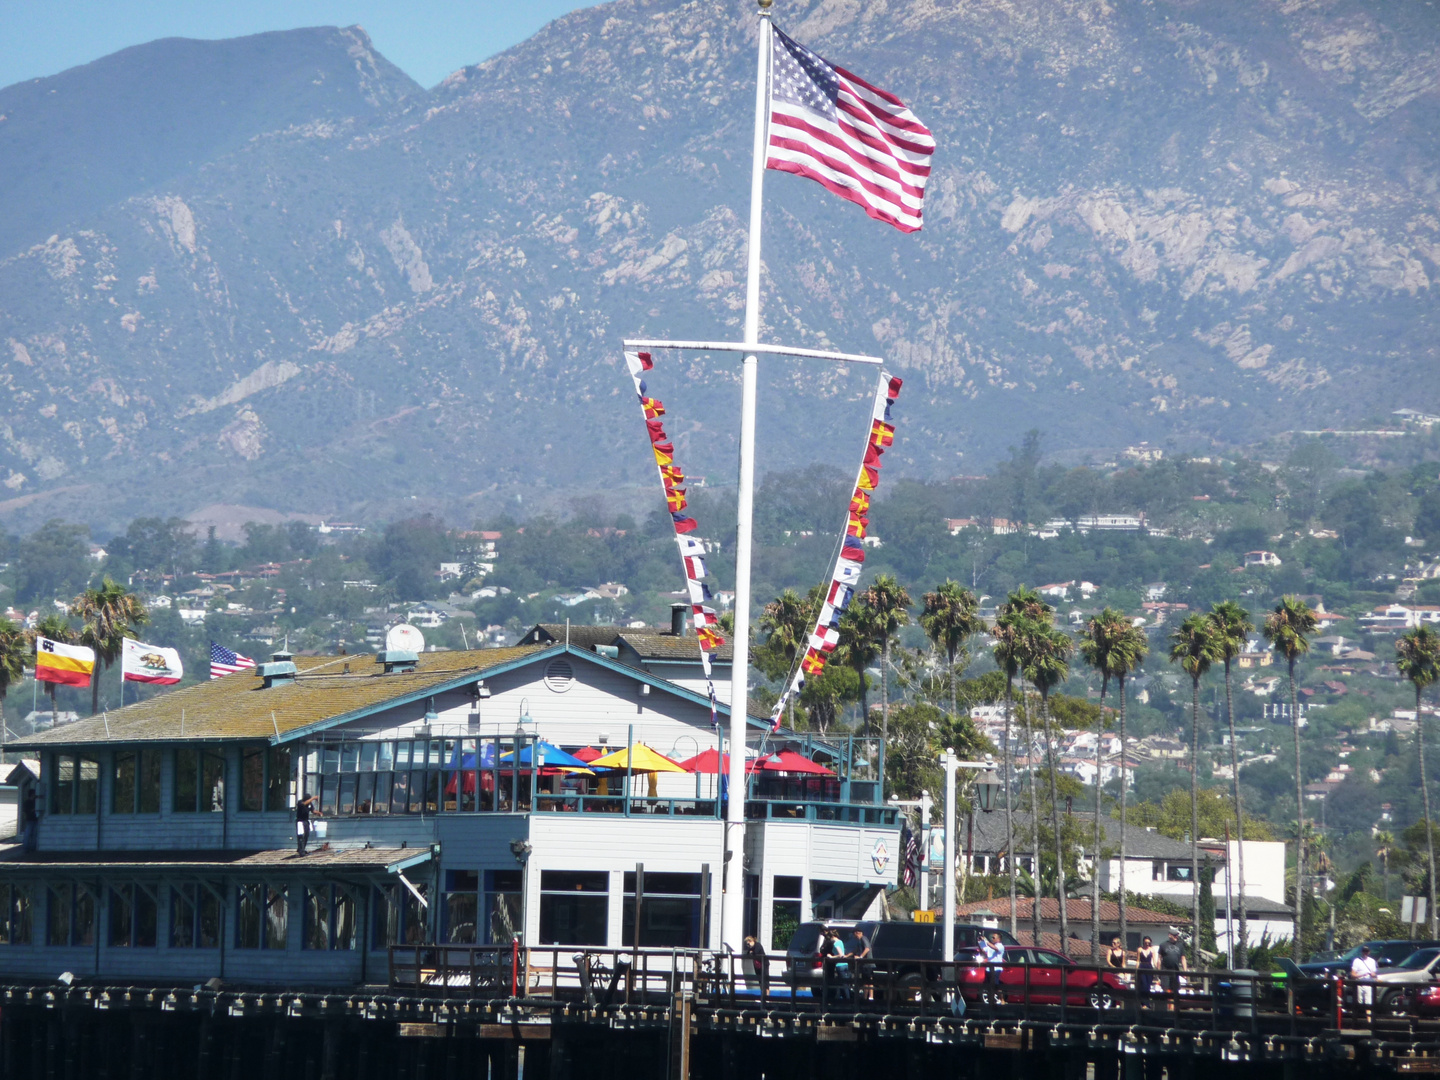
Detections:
[0, 637, 896, 987]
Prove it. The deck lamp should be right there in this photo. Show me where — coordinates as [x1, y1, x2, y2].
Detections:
[973, 770, 1002, 813]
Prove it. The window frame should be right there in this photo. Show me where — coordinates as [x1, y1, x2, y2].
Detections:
[538, 870, 608, 946]
[303, 884, 358, 951]
[235, 884, 288, 950]
[240, 744, 293, 813]
[49, 752, 101, 815]
[174, 748, 228, 813]
[108, 883, 158, 948]
[170, 884, 221, 950]
[111, 749, 161, 814]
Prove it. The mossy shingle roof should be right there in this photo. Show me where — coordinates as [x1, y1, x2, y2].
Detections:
[12, 645, 547, 749]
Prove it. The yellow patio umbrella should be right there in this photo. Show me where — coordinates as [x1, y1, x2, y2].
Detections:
[589, 742, 688, 798]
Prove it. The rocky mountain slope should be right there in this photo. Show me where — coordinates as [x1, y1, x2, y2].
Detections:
[1, 0, 1437, 531]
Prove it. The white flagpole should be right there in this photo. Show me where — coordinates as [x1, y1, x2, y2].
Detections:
[721, 0, 772, 955]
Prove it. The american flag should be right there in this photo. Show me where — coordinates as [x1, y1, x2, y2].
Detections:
[766, 26, 934, 233]
[209, 642, 256, 679]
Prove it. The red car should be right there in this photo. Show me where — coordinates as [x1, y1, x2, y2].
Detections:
[959, 945, 1129, 1009]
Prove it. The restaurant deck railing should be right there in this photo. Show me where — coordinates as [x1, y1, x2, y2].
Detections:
[386, 943, 1423, 1035]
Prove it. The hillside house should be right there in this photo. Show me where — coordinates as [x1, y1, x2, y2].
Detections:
[1244, 551, 1282, 568]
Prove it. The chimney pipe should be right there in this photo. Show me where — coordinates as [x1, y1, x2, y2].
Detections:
[670, 603, 688, 637]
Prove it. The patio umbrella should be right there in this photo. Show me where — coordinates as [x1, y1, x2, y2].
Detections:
[588, 742, 688, 773]
[500, 740, 595, 774]
[572, 746, 605, 763]
[676, 749, 761, 774]
[755, 750, 835, 776]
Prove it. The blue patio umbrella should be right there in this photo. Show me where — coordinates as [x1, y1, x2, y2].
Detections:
[500, 740, 595, 772]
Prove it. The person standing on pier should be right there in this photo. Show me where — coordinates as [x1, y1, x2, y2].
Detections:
[1159, 930, 1188, 1010]
[296, 791, 321, 856]
[743, 935, 769, 995]
[1350, 944, 1378, 1024]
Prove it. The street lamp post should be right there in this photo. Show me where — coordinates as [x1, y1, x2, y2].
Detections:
[942, 754, 999, 964]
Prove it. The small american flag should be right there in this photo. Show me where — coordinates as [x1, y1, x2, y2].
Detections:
[209, 641, 256, 679]
[766, 26, 934, 233]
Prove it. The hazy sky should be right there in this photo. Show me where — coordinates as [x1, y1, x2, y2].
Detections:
[0, 0, 596, 91]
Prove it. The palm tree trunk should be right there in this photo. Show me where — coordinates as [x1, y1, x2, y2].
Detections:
[1419, 685, 1437, 939]
[1092, 681, 1106, 961]
[881, 639, 890, 746]
[1225, 658, 1248, 968]
[1190, 678, 1202, 968]
[949, 645, 958, 725]
[90, 667, 100, 716]
[1290, 658, 1306, 963]
[1024, 686, 1042, 947]
[1004, 674, 1017, 939]
[1044, 693, 1068, 947]
[1118, 674, 1129, 958]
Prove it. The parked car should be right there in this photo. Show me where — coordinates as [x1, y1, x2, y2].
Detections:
[1372, 948, 1440, 1014]
[783, 920, 880, 988]
[1298, 940, 1439, 977]
[956, 945, 1129, 1009]
[866, 922, 1020, 992]
[1406, 982, 1440, 1017]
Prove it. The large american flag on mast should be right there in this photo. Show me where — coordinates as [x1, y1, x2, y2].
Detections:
[766, 26, 935, 233]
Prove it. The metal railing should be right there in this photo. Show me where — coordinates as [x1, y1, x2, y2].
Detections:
[387, 944, 1422, 1034]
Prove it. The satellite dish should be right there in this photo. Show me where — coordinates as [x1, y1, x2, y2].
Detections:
[386, 624, 426, 653]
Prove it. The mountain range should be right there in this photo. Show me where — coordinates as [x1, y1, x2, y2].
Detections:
[1, 0, 1438, 533]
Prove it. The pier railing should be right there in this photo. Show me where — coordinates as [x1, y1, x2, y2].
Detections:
[387, 943, 1417, 1034]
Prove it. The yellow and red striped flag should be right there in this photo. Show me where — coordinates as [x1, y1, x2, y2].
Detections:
[35, 637, 95, 687]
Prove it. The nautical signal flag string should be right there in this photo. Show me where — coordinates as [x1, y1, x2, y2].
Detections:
[769, 371, 902, 731]
[623, 350, 725, 726]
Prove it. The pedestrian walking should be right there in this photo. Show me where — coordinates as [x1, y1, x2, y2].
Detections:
[1350, 944, 1379, 1024]
[1136, 936, 1159, 1001]
[1158, 930, 1188, 1010]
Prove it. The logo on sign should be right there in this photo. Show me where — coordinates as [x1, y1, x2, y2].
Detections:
[871, 839, 890, 875]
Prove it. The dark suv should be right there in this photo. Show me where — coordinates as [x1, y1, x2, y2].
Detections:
[783, 920, 880, 988]
[869, 922, 1020, 990]
[1298, 940, 1440, 977]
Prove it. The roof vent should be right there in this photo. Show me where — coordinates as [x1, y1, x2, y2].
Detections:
[377, 650, 419, 674]
[671, 603, 688, 637]
[543, 657, 575, 693]
[257, 650, 297, 688]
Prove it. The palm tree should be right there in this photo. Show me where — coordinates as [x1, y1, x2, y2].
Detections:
[0, 617, 27, 748]
[862, 575, 912, 744]
[1079, 608, 1133, 960]
[760, 589, 814, 731]
[1396, 625, 1440, 938]
[72, 576, 149, 715]
[920, 581, 981, 721]
[839, 602, 883, 733]
[1026, 623, 1074, 947]
[1264, 595, 1318, 962]
[1374, 830, 1396, 905]
[991, 611, 1026, 938]
[31, 613, 77, 725]
[1170, 613, 1217, 966]
[998, 586, 1053, 945]
[1108, 619, 1149, 957]
[1209, 599, 1254, 966]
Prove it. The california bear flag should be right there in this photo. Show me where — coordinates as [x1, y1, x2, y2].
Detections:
[122, 638, 184, 685]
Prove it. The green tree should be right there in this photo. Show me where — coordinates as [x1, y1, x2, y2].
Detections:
[30, 613, 77, 723]
[1170, 612, 1217, 965]
[919, 580, 981, 723]
[72, 577, 149, 715]
[991, 610, 1026, 938]
[0, 617, 26, 747]
[838, 602, 882, 733]
[758, 588, 814, 731]
[1375, 830, 1397, 904]
[997, 585, 1052, 943]
[1078, 608, 1133, 960]
[1395, 624, 1440, 938]
[1209, 599, 1254, 966]
[13, 519, 90, 604]
[1264, 595, 1319, 962]
[861, 575, 912, 743]
[1026, 622, 1073, 946]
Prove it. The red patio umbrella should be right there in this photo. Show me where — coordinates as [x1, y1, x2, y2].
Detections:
[756, 750, 835, 776]
[676, 749, 761, 774]
[572, 747, 605, 762]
